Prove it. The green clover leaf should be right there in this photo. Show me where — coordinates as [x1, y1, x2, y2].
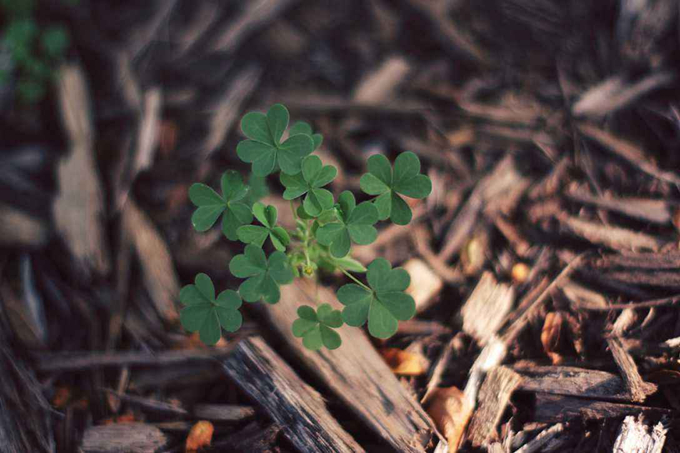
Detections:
[229, 245, 294, 304]
[359, 151, 432, 225]
[292, 304, 343, 350]
[280, 155, 337, 216]
[236, 202, 290, 252]
[336, 258, 415, 339]
[236, 104, 314, 176]
[289, 121, 323, 151]
[179, 273, 243, 345]
[188, 170, 253, 240]
[316, 191, 378, 257]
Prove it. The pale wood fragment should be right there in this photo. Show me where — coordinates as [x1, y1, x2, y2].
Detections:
[261, 280, 438, 452]
[79, 423, 167, 453]
[612, 415, 667, 453]
[404, 258, 444, 313]
[222, 336, 362, 453]
[460, 272, 514, 346]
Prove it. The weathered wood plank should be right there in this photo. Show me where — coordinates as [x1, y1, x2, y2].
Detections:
[514, 365, 629, 401]
[222, 336, 362, 453]
[466, 366, 523, 447]
[262, 280, 438, 452]
[532, 394, 670, 423]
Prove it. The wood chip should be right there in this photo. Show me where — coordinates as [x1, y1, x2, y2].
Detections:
[261, 280, 438, 452]
[404, 258, 443, 313]
[540, 312, 564, 365]
[192, 404, 255, 422]
[352, 56, 411, 104]
[185, 420, 214, 452]
[221, 336, 362, 452]
[607, 337, 657, 402]
[54, 64, 111, 278]
[380, 347, 428, 376]
[80, 423, 167, 453]
[514, 365, 628, 401]
[559, 214, 665, 252]
[122, 199, 180, 324]
[612, 415, 667, 453]
[532, 394, 670, 423]
[0, 203, 48, 248]
[466, 366, 523, 447]
[461, 272, 514, 346]
[567, 185, 672, 224]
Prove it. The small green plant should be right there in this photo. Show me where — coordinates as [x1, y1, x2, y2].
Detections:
[181, 104, 432, 349]
[1, 0, 73, 103]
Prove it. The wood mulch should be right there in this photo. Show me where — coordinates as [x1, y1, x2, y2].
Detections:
[2, 0, 680, 451]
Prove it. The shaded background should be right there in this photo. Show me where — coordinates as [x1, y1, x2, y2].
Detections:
[2, 0, 680, 451]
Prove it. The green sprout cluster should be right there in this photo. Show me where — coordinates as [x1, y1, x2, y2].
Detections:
[180, 104, 432, 350]
[1, 0, 73, 103]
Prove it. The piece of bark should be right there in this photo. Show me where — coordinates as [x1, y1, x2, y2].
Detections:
[352, 56, 411, 104]
[33, 344, 238, 372]
[514, 423, 566, 453]
[559, 215, 665, 252]
[572, 71, 675, 119]
[594, 252, 680, 269]
[460, 272, 514, 345]
[202, 66, 262, 159]
[102, 390, 188, 417]
[397, 319, 452, 336]
[561, 280, 608, 310]
[607, 337, 657, 402]
[122, 199, 179, 324]
[260, 279, 437, 452]
[53, 64, 111, 278]
[567, 186, 672, 224]
[466, 366, 523, 447]
[404, 258, 443, 313]
[0, 203, 49, 248]
[79, 423, 167, 453]
[532, 394, 670, 423]
[221, 336, 362, 452]
[439, 155, 525, 261]
[213, 422, 281, 452]
[192, 404, 255, 422]
[612, 415, 667, 453]
[207, 0, 301, 53]
[514, 365, 629, 401]
[577, 123, 680, 186]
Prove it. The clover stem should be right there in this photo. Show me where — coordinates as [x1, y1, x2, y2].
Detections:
[340, 268, 371, 292]
[290, 200, 298, 221]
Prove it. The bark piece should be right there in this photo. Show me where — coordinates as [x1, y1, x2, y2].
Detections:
[352, 56, 411, 104]
[572, 72, 675, 119]
[612, 415, 667, 453]
[192, 404, 255, 422]
[426, 386, 473, 451]
[466, 366, 523, 447]
[567, 186, 672, 224]
[532, 394, 670, 423]
[514, 365, 628, 401]
[559, 215, 665, 252]
[79, 423, 167, 453]
[221, 336, 362, 453]
[404, 258, 443, 313]
[0, 203, 48, 248]
[54, 64, 110, 278]
[607, 337, 657, 402]
[461, 272, 514, 345]
[261, 280, 437, 452]
[577, 123, 680, 186]
[122, 199, 180, 324]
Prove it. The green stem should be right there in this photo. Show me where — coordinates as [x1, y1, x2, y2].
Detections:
[340, 268, 371, 291]
[290, 200, 298, 221]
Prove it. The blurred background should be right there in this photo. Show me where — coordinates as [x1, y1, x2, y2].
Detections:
[2, 0, 680, 451]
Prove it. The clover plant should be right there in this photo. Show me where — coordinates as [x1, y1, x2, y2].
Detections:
[181, 104, 432, 349]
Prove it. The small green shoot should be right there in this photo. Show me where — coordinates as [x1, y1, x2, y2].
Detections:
[180, 104, 432, 350]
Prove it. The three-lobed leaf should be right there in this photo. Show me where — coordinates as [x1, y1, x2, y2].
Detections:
[237, 104, 315, 176]
[179, 273, 243, 345]
[189, 171, 253, 240]
[292, 303, 343, 350]
[281, 155, 337, 216]
[229, 245, 294, 304]
[236, 202, 290, 251]
[316, 191, 378, 257]
[359, 151, 432, 225]
[336, 258, 415, 339]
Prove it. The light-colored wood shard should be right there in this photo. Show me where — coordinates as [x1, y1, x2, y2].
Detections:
[461, 272, 514, 345]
